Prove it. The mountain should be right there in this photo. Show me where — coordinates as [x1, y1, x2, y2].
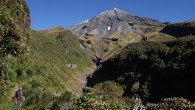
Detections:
[1, 1, 195, 109]
[69, 8, 195, 109]
[68, 8, 161, 37]
[68, 8, 176, 64]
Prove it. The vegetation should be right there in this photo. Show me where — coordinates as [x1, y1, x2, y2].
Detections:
[0, 1, 94, 109]
[78, 30, 177, 63]
[0, 28, 94, 109]
[87, 37, 195, 105]
[1, 0, 195, 109]
[30, 29, 94, 93]
[116, 38, 195, 101]
[0, 0, 30, 56]
[75, 92, 133, 110]
[50, 89, 134, 110]
[145, 32, 176, 42]
[147, 97, 195, 110]
[78, 32, 143, 63]
[161, 21, 195, 38]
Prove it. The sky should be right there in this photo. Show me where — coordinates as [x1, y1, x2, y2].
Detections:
[26, 0, 195, 30]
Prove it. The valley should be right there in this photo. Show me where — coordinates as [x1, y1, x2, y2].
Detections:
[0, 0, 195, 109]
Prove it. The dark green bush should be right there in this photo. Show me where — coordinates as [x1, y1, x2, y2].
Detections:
[161, 22, 195, 38]
[88, 38, 195, 103]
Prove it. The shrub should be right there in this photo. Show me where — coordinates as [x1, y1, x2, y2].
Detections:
[51, 91, 74, 110]
[147, 97, 195, 110]
[0, 0, 30, 56]
[75, 93, 133, 110]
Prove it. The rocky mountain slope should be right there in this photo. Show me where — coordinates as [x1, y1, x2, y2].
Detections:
[69, 8, 161, 38]
[69, 8, 176, 64]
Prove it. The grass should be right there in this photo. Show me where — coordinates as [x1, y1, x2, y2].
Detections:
[146, 32, 176, 42]
[77, 30, 178, 63]
[0, 28, 95, 109]
[29, 28, 94, 93]
[93, 81, 124, 98]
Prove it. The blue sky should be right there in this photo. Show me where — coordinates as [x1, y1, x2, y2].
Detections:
[26, 0, 195, 30]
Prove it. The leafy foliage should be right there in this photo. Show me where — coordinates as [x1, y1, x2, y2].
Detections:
[116, 39, 195, 101]
[87, 38, 195, 103]
[161, 21, 195, 38]
[0, 4, 94, 108]
[75, 93, 133, 110]
[0, 29, 94, 109]
[147, 97, 195, 110]
[50, 91, 75, 110]
[0, 0, 30, 56]
[49, 91, 134, 110]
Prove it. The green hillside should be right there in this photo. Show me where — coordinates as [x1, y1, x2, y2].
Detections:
[0, 28, 95, 109]
[30, 28, 94, 93]
[87, 37, 195, 109]
[78, 27, 177, 64]
[161, 21, 195, 38]
[0, 1, 94, 109]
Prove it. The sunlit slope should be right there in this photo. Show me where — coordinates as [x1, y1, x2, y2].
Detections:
[30, 28, 94, 93]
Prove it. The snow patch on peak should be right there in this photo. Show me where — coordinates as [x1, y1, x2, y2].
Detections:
[84, 20, 89, 23]
[108, 26, 111, 31]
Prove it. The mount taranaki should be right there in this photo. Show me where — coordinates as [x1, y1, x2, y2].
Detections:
[69, 8, 195, 104]
[68, 8, 161, 37]
[68, 8, 176, 63]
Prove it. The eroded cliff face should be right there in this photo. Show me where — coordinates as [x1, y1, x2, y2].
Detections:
[0, 0, 30, 55]
[87, 38, 195, 103]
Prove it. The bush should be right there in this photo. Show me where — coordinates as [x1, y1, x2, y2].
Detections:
[0, 0, 30, 56]
[75, 93, 133, 110]
[51, 91, 74, 110]
[147, 97, 195, 110]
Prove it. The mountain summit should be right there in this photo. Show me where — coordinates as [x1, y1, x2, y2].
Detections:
[68, 8, 161, 37]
